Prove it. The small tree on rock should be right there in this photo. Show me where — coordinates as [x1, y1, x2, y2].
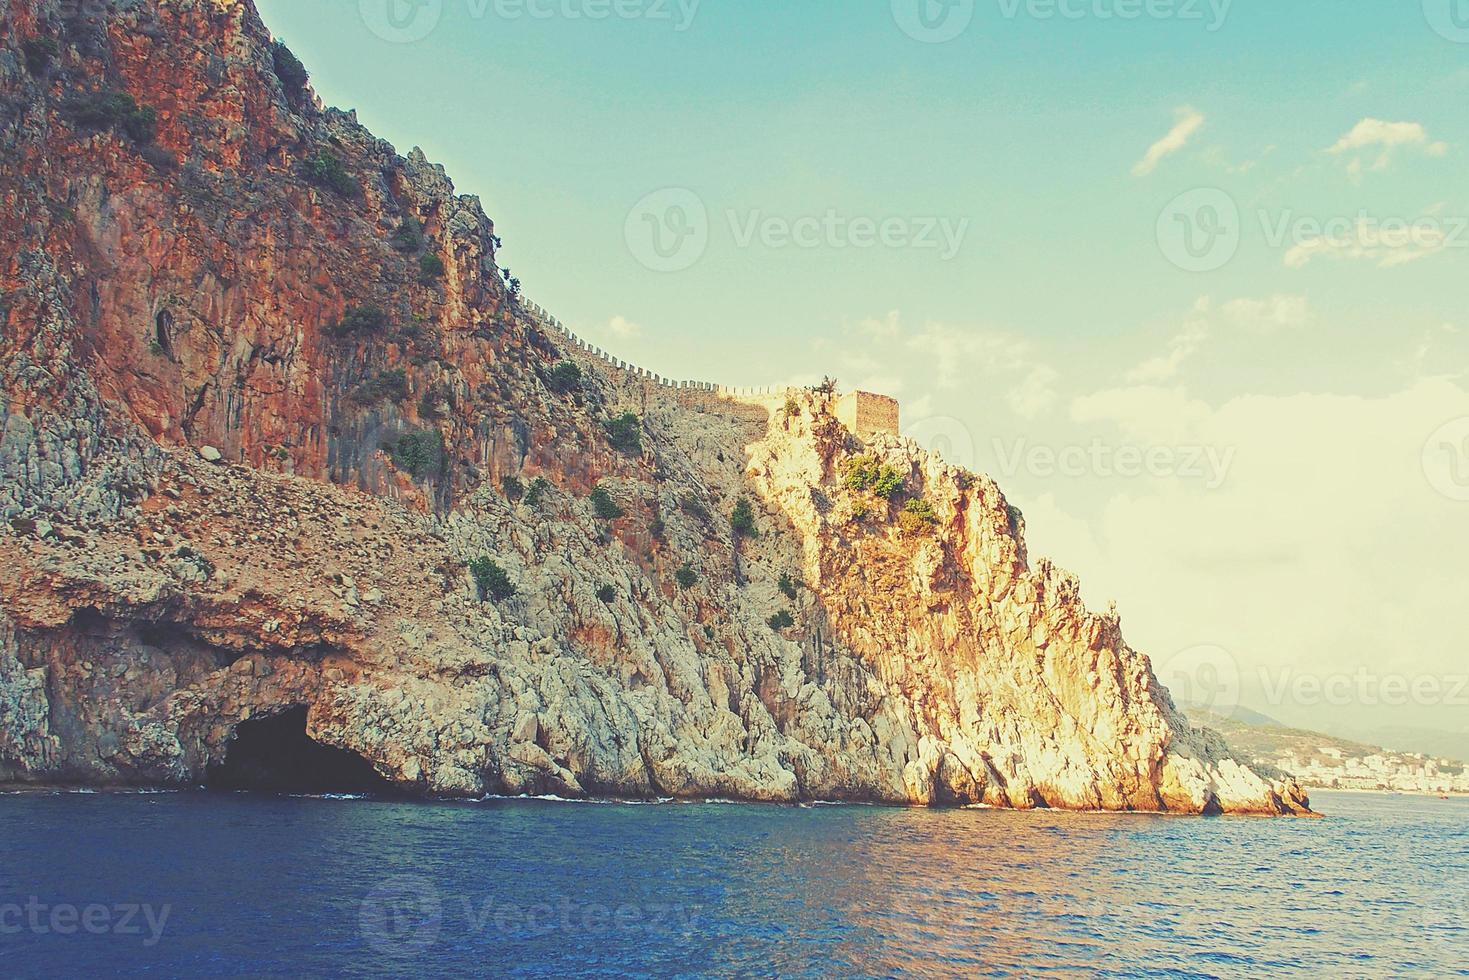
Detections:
[469, 557, 515, 602]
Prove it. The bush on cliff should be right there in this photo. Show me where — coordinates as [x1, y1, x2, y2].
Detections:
[841, 454, 905, 500]
[66, 90, 157, 144]
[325, 304, 388, 338]
[350, 369, 409, 406]
[469, 557, 515, 602]
[679, 496, 711, 523]
[502, 475, 524, 501]
[898, 497, 939, 537]
[675, 563, 698, 589]
[271, 41, 310, 96]
[603, 412, 643, 454]
[548, 361, 583, 394]
[596, 584, 616, 603]
[305, 150, 358, 198]
[524, 477, 550, 507]
[388, 429, 445, 479]
[778, 573, 799, 600]
[589, 486, 624, 521]
[419, 253, 446, 281]
[22, 37, 59, 75]
[392, 216, 424, 252]
[768, 610, 795, 631]
[730, 497, 758, 539]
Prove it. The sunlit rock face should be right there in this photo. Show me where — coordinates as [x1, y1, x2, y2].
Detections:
[0, 0, 1310, 814]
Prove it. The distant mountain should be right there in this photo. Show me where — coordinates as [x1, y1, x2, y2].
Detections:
[1187, 709, 1469, 795]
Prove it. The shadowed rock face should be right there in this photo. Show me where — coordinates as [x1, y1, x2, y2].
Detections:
[0, 0, 1311, 814]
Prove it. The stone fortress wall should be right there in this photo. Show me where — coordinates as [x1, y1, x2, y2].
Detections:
[518, 297, 901, 437]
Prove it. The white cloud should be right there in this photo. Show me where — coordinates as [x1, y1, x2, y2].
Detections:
[1125, 298, 1211, 383]
[905, 323, 1030, 389]
[1327, 118, 1449, 172]
[1008, 365, 1060, 420]
[1221, 295, 1313, 332]
[1070, 384, 1214, 444]
[1132, 107, 1205, 177]
[607, 315, 643, 339]
[841, 312, 1058, 420]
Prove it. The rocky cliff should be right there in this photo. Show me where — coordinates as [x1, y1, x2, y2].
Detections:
[0, 0, 1311, 814]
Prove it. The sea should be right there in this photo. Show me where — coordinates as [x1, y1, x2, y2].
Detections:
[0, 789, 1464, 977]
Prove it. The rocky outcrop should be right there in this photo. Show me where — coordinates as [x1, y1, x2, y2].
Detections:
[0, 0, 1310, 813]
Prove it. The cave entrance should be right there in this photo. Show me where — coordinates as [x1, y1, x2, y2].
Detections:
[206, 706, 400, 796]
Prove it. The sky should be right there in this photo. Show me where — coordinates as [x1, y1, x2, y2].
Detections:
[255, 0, 1469, 755]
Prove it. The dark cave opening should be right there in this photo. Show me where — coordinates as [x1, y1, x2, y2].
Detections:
[206, 707, 402, 796]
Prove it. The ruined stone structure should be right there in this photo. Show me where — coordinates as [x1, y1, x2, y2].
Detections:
[836, 391, 901, 440]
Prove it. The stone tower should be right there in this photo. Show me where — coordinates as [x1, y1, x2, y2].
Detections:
[836, 392, 900, 440]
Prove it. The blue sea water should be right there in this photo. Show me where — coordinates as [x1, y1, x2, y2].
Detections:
[0, 790, 1464, 977]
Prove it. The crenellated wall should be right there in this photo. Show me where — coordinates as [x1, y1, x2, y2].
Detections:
[519, 297, 841, 410]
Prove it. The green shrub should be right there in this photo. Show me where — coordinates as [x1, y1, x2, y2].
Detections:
[589, 486, 624, 521]
[304, 150, 357, 197]
[649, 516, 666, 540]
[841, 454, 905, 499]
[391, 216, 423, 252]
[548, 361, 583, 393]
[872, 468, 905, 500]
[675, 563, 698, 589]
[897, 497, 939, 537]
[730, 496, 758, 539]
[22, 37, 59, 75]
[768, 610, 796, 631]
[419, 253, 446, 280]
[502, 475, 524, 501]
[325, 304, 388, 338]
[778, 573, 798, 600]
[849, 501, 871, 523]
[271, 41, 309, 95]
[350, 369, 410, 406]
[603, 412, 642, 454]
[388, 429, 444, 479]
[66, 90, 157, 144]
[680, 495, 710, 523]
[524, 477, 550, 507]
[783, 397, 800, 419]
[468, 557, 515, 602]
[596, 584, 616, 603]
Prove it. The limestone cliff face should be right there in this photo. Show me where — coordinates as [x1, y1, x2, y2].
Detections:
[0, 0, 1310, 813]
